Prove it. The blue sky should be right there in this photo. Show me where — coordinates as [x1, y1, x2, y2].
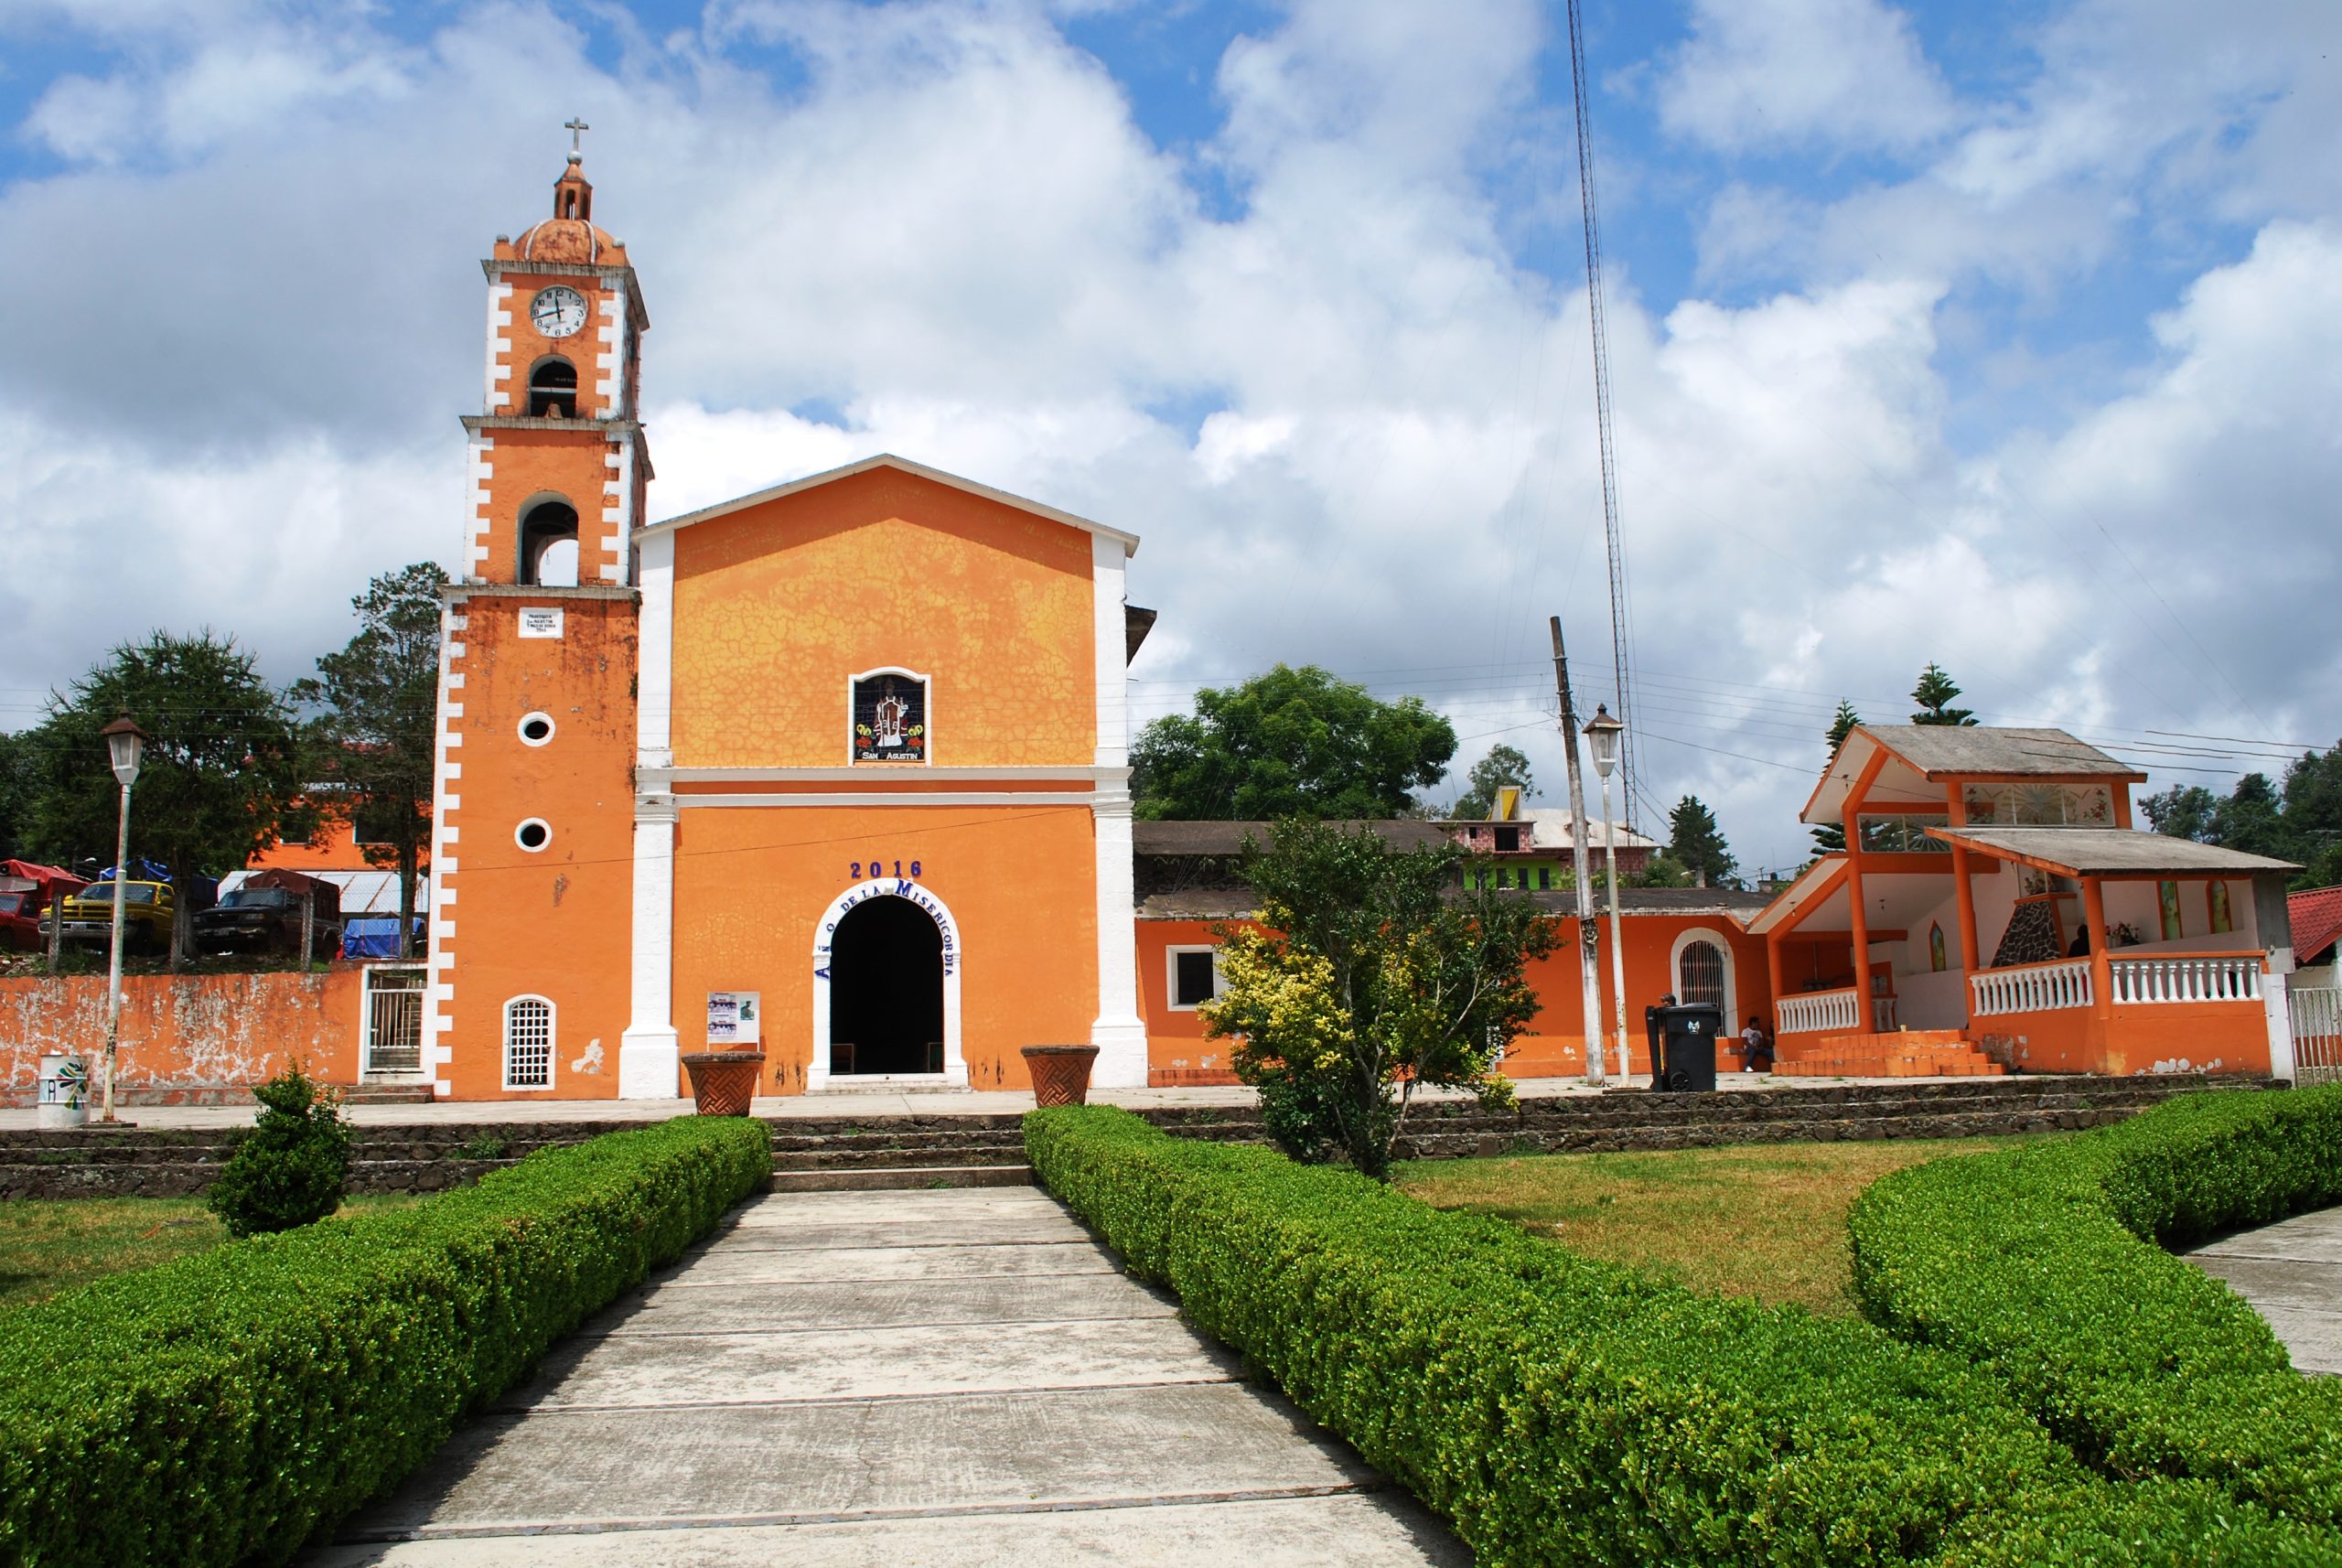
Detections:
[0, 0, 2336, 867]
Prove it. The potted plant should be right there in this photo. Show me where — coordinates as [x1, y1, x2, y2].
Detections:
[1020, 1044, 1101, 1107]
[680, 1051, 768, 1115]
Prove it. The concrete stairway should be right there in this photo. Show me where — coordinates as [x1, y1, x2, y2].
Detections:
[765, 1116, 1034, 1191]
[1775, 1029, 2006, 1079]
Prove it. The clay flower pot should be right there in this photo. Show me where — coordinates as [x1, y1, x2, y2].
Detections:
[680, 1051, 767, 1116]
[1021, 1044, 1101, 1108]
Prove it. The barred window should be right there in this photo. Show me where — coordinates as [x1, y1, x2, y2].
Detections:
[504, 996, 554, 1090]
[1677, 940, 1726, 1013]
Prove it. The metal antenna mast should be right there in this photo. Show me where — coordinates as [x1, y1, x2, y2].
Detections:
[1564, 0, 1639, 831]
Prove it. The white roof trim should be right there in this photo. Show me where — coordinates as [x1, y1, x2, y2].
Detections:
[636, 453, 1140, 553]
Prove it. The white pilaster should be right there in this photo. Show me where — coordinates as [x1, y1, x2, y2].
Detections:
[636, 528, 674, 768]
[2266, 945, 2298, 1081]
[1089, 532, 1145, 1085]
[618, 797, 681, 1098]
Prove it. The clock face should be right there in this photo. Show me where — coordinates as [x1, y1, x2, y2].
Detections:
[531, 286, 588, 338]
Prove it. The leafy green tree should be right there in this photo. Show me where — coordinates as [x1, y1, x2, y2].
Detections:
[1199, 821, 1554, 1179]
[1812, 700, 1862, 854]
[0, 729, 35, 862]
[2210, 772, 2290, 862]
[2141, 784, 2221, 843]
[1910, 663, 1977, 726]
[1453, 744, 1537, 820]
[1132, 664, 1457, 821]
[25, 632, 304, 965]
[1628, 849, 1693, 888]
[289, 563, 447, 958]
[1668, 795, 1737, 887]
[2279, 747, 2342, 887]
[205, 1063, 349, 1237]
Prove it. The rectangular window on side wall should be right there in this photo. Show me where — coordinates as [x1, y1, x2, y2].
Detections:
[1168, 947, 1223, 1011]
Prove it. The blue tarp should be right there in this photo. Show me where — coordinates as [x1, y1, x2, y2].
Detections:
[341, 918, 423, 960]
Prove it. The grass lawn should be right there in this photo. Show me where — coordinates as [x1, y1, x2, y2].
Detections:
[0, 1195, 420, 1311]
[1398, 1136, 2037, 1316]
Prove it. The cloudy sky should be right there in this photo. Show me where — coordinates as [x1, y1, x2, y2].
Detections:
[1, 0, 2336, 869]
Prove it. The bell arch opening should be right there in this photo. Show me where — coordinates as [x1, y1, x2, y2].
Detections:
[826, 894, 945, 1076]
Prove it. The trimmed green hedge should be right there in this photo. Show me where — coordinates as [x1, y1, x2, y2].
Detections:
[1851, 1083, 2342, 1534]
[1025, 1105, 2328, 1566]
[0, 1114, 770, 1567]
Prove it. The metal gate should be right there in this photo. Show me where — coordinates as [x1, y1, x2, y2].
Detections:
[362, 965, 427, 1075]
[2289, 987, 2342, 1086]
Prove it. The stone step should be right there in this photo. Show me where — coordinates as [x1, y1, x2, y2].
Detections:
[769, 1145, 1030, 1172]
[764, 1130, 1029, 1155]
[765, 1165, 1037, 1193]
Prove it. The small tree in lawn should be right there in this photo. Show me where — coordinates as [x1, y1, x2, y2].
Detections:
[1910, 664, 1977, 726]
[290, 563, 447, 959]
[205, 1062, 350, 1237]
[1812, 701, 1861, 854]
[1199, 820, 1555, 1180]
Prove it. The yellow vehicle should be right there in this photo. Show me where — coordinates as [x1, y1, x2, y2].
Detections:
[48, 881, 176, 956]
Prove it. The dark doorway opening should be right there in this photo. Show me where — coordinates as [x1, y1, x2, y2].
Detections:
[829, 896, 944, 1075]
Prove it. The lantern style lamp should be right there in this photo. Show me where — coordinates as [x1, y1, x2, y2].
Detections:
[1584, 704, 1624, 780]
[102, 714, 145, 786]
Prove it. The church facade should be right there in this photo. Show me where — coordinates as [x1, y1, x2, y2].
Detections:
[424, 153, 1144, 1101]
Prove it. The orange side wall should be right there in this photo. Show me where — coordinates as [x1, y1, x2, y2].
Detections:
[1141, 914, 1775, 1085]
[435, 595, 638, 1100]
[671, 803, 1100, 1095]
[670, 468, 1097, 768]
[0, 970, 363, 1103]
[1973, 1004, 2273, 1076]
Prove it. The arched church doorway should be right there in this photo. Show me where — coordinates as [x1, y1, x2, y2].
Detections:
[827, 895, 945, 1075]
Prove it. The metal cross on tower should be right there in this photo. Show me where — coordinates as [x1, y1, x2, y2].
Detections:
[564, 117, 590, 156]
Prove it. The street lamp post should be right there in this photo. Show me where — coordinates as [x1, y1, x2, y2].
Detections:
[97, 714, 145, 1126]
[1584, 705, 1629, 1082]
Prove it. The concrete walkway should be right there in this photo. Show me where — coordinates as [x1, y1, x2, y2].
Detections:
[2186, 1204, 2342, 1376]
[309, 1186, 1468, 1565]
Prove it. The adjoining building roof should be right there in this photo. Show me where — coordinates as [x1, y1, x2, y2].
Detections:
[1925, 825, 2299, 879]
[635, 453, 1141, 553]
[1133, 820, 1452, 856]
[1802, 725, 2146, 823]
[1431, 807, 1663, 853]
[2289, 886, 2342, 966]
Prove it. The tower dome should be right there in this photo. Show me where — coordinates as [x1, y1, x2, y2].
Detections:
[498, 152, 628, 265]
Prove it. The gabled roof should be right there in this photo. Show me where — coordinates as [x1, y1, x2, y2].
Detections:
[2289, 886, 2342, 965]
[636, 453, 1140, 553]
[1745, 855, 1849, 936]
[1801, 725, 2145, 824]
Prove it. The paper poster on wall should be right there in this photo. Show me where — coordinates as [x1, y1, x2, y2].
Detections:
[705, 991, 760, 1045]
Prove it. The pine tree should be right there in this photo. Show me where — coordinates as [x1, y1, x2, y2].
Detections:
[1812, 701, 1861, 854]
[1910, 664, 1977, 726]
[1668, 795, 1736, 887]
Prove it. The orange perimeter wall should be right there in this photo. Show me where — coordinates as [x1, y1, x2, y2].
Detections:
[0, 969, 364, 1104]
[1141, 913, 1775, 1086]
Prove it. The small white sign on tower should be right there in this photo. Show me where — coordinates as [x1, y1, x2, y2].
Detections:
[517, 607, 565, 639]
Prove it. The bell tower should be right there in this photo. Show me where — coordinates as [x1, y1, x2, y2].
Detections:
[463, 130, 651, 587]
[422, 132, 649, 1101]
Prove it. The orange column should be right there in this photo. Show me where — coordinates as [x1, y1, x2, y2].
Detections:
[1950, 843, 1982, 974]
[2082, 875, 2114, 1021]
[1766, 930, 1786, 1015]
[1842, 752, 1886, 1012]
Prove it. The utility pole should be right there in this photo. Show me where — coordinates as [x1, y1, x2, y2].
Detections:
[1551, 616, 1606, 1086]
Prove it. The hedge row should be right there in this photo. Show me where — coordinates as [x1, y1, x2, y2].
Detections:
[0, 1114, 771, 1568]
[1024, 1105, 2328, 1566]
[1850, 1083, 2342, 1534]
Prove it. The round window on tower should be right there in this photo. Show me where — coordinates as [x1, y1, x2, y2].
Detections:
[515, 819, 552, 854]
[518, 713, 555, 746]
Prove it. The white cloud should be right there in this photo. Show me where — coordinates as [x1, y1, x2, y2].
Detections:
[1655, 0, 1956, 155]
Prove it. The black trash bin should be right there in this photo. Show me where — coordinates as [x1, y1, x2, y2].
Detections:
[1648, 1001, 1724, 1093]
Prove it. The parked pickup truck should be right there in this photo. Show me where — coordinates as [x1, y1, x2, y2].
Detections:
[48, 880, 176, 955]
[196, 881, 342, 959]
[0, 862, 86, 951]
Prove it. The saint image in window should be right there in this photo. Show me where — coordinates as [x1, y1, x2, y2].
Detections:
[852, 671, 929, 763]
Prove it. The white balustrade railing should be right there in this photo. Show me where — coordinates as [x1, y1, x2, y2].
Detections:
[2108, 952, 2261, 1005]
[1971, 958, 2093, 1017]
[1779, 987, 1861, 1036]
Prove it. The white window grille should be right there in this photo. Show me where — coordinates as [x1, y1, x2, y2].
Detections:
[504, 996, 554, 1090]
[1677, 940, 1727, 1012]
